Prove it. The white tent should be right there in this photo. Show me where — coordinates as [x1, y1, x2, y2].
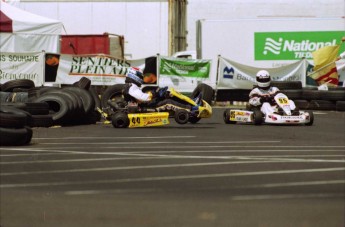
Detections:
[0, 1, 63, 53]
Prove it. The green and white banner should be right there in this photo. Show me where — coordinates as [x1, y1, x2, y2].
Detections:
[255, 31, 345, 60]
[0, 52, 44, 86]
[217, 56, 307, 89]
[159, 56, 212, 92]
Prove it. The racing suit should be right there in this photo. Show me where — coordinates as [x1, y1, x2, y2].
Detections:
[123, 84, 192, 111]
[124, 83, 152, 103]
[249, 86, 296, 115]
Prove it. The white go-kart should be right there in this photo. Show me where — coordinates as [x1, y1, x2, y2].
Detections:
[223, 93, 314, 126]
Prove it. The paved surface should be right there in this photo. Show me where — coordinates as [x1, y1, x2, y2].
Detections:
[1, 108, 345, 227]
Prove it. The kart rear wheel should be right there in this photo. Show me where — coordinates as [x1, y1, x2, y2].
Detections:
[111, 112, 129, 128]
[253, 110, 263, 125]
[305, 110, 314, 126]
[174, 109, 189, 124]
[189, 116, 201, 124]
[223, 109, 236, 124]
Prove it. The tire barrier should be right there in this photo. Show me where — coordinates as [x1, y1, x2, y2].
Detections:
[0, 78, 102, 128]
[216, 83, 345, 111]
[0, 106, 33, 146]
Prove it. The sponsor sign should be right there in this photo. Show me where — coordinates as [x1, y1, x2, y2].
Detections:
[56, 54, 151, 86]
[217, 56, 307, 89]
[255, 31, 345, 60]
[0, 52, 44, 85]
[159, 56, 212, 92]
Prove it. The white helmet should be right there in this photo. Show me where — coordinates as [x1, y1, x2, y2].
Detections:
[256, 70, 271, 89]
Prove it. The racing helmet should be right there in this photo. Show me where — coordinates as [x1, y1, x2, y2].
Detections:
[256, 70, 271, 89]
[125, 67, 144, 87]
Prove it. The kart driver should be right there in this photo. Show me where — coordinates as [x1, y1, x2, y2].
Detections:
[123, 67, 193, 111]
[249, 70, 298, 115]
[123, 67, 153, 103]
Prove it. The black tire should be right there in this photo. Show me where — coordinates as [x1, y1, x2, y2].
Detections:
[189, 116, 201, 124]
[101, 84, 126, 110]
[302, 88, 321, 101]
[111, 112, 129, 128]
[305, 110, 314, 126]
[9, 92, 29, 103]
[25, 102, 50, 115]
[223, 109, 236, 124]
[190, 83, 214, 105]
[174, 109, 189, 124]
[28, 115, 54, 127]
[321, 90, 345, 101]
[31, 93, 70, 122]
[336, 101, 345, 111]
[309, 100, 336, 111]
[293, 100, 310, 110]
[0, 126, 32, 146]
[74, 77, 91, 90]
[252, 109, 263, 125]
[271, 81, 302, 90]
[63, 87, 95, 114]
[0, 91, 11, 102]
[1, 79, 35, 92]
[0, 106, 29, 128]
[89, 86, 101, 110]
[280, 90, 303, 100]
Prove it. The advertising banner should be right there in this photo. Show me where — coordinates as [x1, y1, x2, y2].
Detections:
[217, 56, 307, 89]
[56, 54, 157, 86]
[255, 31, 345, 61]
[0, 52, 44, 86]
[159, 56, 211, 92]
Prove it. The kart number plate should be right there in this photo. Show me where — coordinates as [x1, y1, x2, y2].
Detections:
[276, 97, 289, 105]
[230, 110, 252, 122]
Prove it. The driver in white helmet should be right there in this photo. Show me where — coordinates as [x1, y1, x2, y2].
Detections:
[249, 70, 297, 115]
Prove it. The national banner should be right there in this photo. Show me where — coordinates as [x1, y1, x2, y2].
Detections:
[56, 54, 157, 86]
[0, 52, 44, 86]
[159, 56, 211, 92]
[309, 44, 341, 86]
[217, 56, 307, 89]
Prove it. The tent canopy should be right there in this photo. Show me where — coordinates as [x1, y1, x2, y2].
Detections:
[0, 1, 63, 52]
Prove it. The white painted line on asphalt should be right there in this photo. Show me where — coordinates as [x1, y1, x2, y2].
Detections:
[0, 160, 291, 176]
[0, 156, 169, 165]
[37, 140, 281, 145]
[64, 180, 345, 196]
[1, 167, 344, 189]
[2, 154, 344, 165]
[230, 193, 343, 201]
[237, 179, 345, 189]
[33, 136, 196, 140]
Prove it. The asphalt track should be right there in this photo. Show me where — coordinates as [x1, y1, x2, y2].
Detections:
[1, 108, 345, 227]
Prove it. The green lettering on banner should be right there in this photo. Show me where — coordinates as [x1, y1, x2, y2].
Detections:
[255, 31, 345, 60]
[160, 57, 211, 78]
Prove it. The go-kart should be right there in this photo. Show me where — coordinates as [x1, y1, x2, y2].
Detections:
[104, 86, 212, 128]
[223, 93, 314, 126]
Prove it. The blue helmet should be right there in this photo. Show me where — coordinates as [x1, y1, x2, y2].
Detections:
[125, 67, 144, 87]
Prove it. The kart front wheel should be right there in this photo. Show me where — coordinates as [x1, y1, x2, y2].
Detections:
[111, 112, 129, 128]
[174, 109, 189, 124]
[253, 110, 263, 125]
[189, 116, 201, 124]
[223, 109, 236, 124]
[305, 110, 314, 126]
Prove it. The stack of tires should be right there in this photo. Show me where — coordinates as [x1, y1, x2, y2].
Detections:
[215, 81, 345, 111]
[0, 78, 101, 127]
[0, 106, 33, 146]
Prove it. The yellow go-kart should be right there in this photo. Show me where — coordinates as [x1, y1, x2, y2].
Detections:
[107, 85, 213, 128]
